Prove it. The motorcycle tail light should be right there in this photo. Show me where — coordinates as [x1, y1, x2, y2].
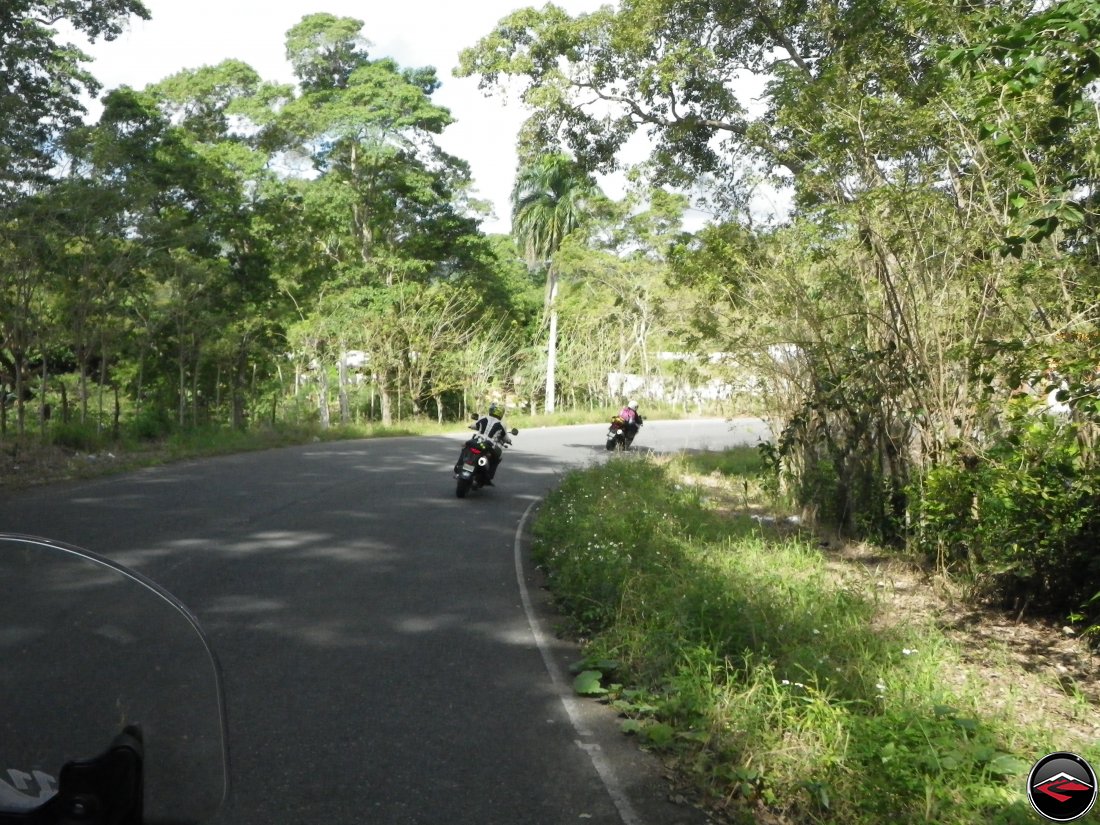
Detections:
[470, 448, 482, 455]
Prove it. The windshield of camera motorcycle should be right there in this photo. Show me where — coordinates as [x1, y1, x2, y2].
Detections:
[0, 534, 227, 824]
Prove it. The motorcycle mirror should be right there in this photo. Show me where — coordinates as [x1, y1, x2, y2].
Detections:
[470, 413, 479, 420]
[0, 534, 228, 824]
[510, 428, 519, 436]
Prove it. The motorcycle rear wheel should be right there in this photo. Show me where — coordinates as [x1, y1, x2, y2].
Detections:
[456, 477, 472, 498]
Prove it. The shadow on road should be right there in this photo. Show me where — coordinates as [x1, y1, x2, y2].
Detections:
[0, 423, 749, 824]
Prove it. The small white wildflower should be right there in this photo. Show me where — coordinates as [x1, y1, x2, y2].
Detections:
[781, 679, 791, 686]
[812, 629, 821, 635]
[876, 681, 887, 693]
[902, 648, 917, 656]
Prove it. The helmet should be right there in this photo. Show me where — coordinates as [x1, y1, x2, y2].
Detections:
[627, 400, 639, 411]
[488, 402, 504, 418]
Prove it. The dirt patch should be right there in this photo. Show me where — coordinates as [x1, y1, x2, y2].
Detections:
[0, 441, 166, 491]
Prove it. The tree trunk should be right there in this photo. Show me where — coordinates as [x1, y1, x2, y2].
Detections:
[113, 384, 121, 440]
[546, 308, 559, 415]
[39, 357, 49, 435]
[338, 350, 350, 424]
[177, 348, 187, 428]
[232, 352, 247, 430]
[318, 366, 331, 429]
[380, 383, 393, 427]
[79, 353, 89, 425]
[13, 352, 26, 436]
[98, 341, 108, 433]
[135, 343, 145, 416]
[190, 342, 201, 427]
[396, 375, 402, 423]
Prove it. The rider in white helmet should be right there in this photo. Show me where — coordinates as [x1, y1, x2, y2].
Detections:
[618, 399, 643, 445]
[470, 401, 511, 483]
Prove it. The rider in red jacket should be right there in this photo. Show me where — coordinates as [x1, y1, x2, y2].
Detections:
[617, 400, 643, 444]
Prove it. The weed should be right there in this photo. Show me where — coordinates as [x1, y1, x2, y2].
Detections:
[48, 421, 108, 452]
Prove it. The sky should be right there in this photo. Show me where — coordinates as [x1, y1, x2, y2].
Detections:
[73, 0, 613, 234]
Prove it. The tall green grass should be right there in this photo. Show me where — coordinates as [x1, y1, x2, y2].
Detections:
[532, 452, 1096, 823]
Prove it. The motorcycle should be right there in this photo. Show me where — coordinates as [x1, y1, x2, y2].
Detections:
[454, 416, 519, 498]
[605, 415, 637, 451]
[0, 534, 228, 825]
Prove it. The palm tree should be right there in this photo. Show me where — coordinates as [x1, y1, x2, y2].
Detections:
[510, 153, 599, 414]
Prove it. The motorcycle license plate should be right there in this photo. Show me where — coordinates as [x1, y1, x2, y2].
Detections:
[462, 463, 475, 472]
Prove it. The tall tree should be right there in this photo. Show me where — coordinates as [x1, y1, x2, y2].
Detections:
[148, 61, 294, 428]
[511, 153, 599, 413]
[0, 0, 149, 199]
[276, 14, 489, 425]
[0, 195, 53, 435]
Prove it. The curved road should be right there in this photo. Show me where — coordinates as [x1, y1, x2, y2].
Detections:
[0, 418, 769, 824]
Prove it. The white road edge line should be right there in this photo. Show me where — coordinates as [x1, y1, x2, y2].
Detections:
[514, 499, 644, 825]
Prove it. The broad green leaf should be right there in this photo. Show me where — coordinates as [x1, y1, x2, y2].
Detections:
[988, 754, 1031, 776]
[573, 670, 607, 696]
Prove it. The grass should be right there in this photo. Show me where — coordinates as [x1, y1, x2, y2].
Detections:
[531, 449, 1099, 824]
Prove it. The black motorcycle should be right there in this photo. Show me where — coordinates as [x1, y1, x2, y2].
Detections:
[454, 420, 519, 498]
[605, 415, 637, 451]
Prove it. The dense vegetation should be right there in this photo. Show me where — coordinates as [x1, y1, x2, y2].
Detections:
[0, 4, 709, 451]
[461, 0, 1100, 628]
[2, 1, 1098, 625]
[533, 452, 1098, 823]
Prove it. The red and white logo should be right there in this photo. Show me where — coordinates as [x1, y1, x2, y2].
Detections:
[1028, 753, 1097, 822]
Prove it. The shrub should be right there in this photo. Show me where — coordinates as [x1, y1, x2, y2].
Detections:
[913, 414, 1100, 620]
[126, 407, 174, 441]
[48, 421, 107, 452]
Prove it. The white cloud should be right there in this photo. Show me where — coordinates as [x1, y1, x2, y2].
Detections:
[73, 0, 611, 235]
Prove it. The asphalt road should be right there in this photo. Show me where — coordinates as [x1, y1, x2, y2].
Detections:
[0, 418, 769, 825]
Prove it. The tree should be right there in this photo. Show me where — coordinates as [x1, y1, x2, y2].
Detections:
[466, 0, 1099, 561]
[149, 62, 295, 428]
[945, 0, 1100, 252]
[0, 196, 53, 435]
[548, 185, 688, 407]
[0, 0, 149, 199]
[511, 153, 600, 413]
[272, 14, 495, 426]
